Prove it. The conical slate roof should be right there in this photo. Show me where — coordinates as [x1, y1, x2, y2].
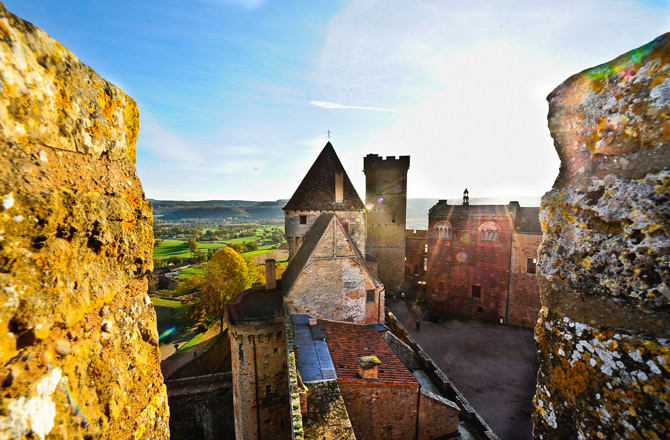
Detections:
[283, 142, 364, 211]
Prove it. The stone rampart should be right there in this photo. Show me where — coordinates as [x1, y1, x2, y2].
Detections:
[0, 4, 168, 439]
[533, 33, 670, 439]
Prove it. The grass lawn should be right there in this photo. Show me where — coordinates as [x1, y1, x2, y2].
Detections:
[154, 235, 280, 260]
[175, 266, 205, 280]
[150, 297, 183, 308]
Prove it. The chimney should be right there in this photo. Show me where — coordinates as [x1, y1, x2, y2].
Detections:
[265, 259, 276, 291]
[356, 355, 381, 380]
[335, 172, 344, 203]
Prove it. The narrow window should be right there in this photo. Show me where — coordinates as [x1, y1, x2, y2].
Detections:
[392, 213, 396, 223]
[299, 215, 307, 224]
[366, 290, 375, 303]
[414, 264, 419, 276]
[258, 334, 264, 342]
[472, 285, 481, 298]
[423, 257, 428, 271]
[527, 258, 537, 274]
[424, 243, 428, 253]
[266, 384, 272, 394]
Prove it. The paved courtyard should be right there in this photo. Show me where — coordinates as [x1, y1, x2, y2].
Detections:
[387, 300, 538, 440]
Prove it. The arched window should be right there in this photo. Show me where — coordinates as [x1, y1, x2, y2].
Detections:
[479, 222, 500, 242]
[434, 221, 452, 239]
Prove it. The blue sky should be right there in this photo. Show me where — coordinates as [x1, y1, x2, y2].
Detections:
[5, 0, 669, 201]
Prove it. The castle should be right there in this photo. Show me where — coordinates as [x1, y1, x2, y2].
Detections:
[225, 144, 471, 440]
[406, 191, 542, 328]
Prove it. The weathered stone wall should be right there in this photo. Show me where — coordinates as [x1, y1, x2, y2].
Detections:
[227, 317, 291, 440]
[417, 389, 460, 440]
[533, 33, 670, 439]
[285, 209, 365, 260]
[338, 383, 418, 440]
[364, 154, 410, 292]
[285, 221, 383, 324]
[425, 210, 514, 322]
[0, 4, 168, 440]
[508, 232, 542, 327]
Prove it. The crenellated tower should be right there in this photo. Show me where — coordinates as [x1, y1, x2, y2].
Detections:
[364, 154, 410, 292]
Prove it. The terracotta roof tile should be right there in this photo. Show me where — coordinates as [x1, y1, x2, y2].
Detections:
[321, 320, 418, 387]
[283, 142, 364, 211]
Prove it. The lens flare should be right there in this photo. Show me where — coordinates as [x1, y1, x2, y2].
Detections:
[378, 197, 384, 203]
[159, 326, 177, 341]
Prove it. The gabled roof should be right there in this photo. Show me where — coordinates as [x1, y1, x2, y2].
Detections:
[284, 142, 364, 211]
[282, 212, 380, 294]
[321, 320, 418, 387]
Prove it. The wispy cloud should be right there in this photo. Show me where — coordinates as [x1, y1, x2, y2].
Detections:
[310, 100, 404, 113]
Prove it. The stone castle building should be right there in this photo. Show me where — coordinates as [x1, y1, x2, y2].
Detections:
[405, 191, 542, 328]
[225, 145, 474, 440]
[364, 154, 410, 292]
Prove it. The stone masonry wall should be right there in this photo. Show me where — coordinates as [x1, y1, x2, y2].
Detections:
[533, 33, 670, 439]
[0, 5, 168, 439]
[508, 232, 542, 327]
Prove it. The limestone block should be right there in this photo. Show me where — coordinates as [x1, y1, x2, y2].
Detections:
[0, 4, 168, 440]
[534, 33, 670, 439]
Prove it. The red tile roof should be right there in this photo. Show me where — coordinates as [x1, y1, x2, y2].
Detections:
[321, 320, 418, 388]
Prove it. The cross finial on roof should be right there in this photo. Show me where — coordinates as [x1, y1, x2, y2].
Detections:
[326, 129, 333, 140]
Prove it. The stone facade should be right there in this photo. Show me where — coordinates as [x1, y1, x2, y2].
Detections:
[283, 213, 384, 324]
[424, 201, 518, 322]
[508, 232, 542, 328]
[533, 33, 670, 439]
[0, 5, 168, 440]
[406, 200, 542, 327]
[226, 289, 291, 440]
[285, 209, 365, 259]
[364, 154, 410, 293]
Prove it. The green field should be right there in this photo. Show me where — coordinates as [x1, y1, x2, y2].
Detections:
[175, 266, 206, 280]
[154, 234, 282, 260]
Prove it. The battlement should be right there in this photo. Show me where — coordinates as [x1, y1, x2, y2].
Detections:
[364, 153, 410, 171]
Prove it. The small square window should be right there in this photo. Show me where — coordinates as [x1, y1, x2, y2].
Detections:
[477, 306, 484, 313]
[527, 258, 537, 274]
[299, 215, 307, 224]
[472, 285, 481, 299]
[273, 347, 278, 353]
[366, 290, 375, 303]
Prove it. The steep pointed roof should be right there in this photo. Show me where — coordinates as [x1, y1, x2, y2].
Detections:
[284, 142, 364, 211]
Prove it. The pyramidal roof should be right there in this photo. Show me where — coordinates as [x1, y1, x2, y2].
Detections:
[284, 142, 364, 211]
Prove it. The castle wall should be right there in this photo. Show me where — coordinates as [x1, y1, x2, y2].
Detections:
[533, 33, 670, 439]
[417, 389, 460, 440]
[338, 383, 418, 440]
[228, 318, 291, 440]
[364, 154, 409, 292]
[0, 5, 168, 439]
[425, 212, 514, 322]
[508, 232, 542, 327]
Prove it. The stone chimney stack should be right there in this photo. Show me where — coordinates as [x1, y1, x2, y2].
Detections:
[356, 355, 381, 380]
[335, 171, 344, 203]
[265, 259, 276, 291]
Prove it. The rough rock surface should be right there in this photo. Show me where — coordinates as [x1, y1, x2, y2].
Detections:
[533, 33, 670, 439]
[0, 3, 169, 439]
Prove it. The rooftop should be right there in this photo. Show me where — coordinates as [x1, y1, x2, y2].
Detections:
[225, 288, 283, 324]
[291, 314, 337, 382]
[321, 320, 418, 387]
[283, 142, 364, 211]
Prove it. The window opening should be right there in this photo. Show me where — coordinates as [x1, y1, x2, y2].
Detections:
[299, 215, 307, 224]
[527, 258, 537, 274]
[366, 290, 375, 303]
[266, 385, 272, 394]
[472, 285, 481, 298]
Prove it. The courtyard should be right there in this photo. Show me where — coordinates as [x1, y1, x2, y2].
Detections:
[386, 300, 538, 440]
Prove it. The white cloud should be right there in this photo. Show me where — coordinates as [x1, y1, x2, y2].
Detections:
[312, 0, 668, 199]
[310, 100, 403, 113]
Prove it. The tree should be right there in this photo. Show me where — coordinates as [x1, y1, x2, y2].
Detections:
[226, 242, 245, 254]
[154, 239, 162, 247]
[201, 247, 249, 332]
[187, 237, 198, 254]
[174, 275, 205, 296]
[245, 241, 258, 252]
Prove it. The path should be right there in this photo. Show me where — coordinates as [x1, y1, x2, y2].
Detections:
[386, 299, 538, 440]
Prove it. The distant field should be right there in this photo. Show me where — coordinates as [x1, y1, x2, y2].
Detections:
[175, 266, 205, 279]
[154, 238, 279, 260]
